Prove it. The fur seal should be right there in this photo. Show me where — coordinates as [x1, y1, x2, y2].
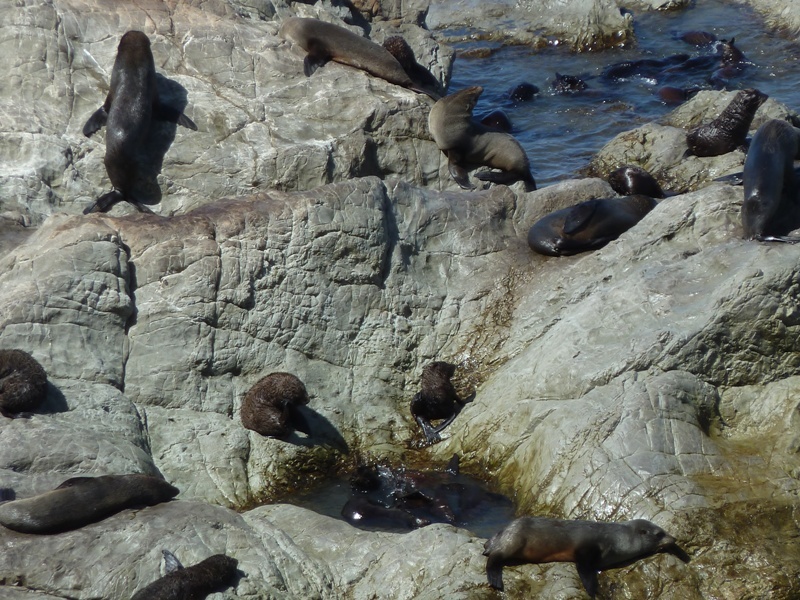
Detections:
[509, 82, 539, 103]
[240, 372, 311, 438]
[551, 73, 587, 94]
[279, 18, 437, 98]
[131, 550, 238, 600]
[607, 165, 665, 199]
[0, 349, 47, 417]
[410, 362, 474, 444]
[0, 474, 179, 534]
[528, 195, 659, 257]
[679, 31, 717, 46]
[82, 30, 197, 214]
[428, 86, 536, 191]
[382, 35, 443, 99]
[686, 88, 767, 157]
[742, 119, 800, 243]
[479, 110, 513, 133]
[483, 516, 691, 597]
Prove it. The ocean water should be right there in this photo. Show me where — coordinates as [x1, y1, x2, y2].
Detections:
[444, 0, 800, 186]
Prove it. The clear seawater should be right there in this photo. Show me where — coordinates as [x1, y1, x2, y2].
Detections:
[445, 0, 800, 186]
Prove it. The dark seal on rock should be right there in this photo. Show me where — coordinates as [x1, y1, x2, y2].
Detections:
[607, 165, 665, 199]
[240, 372, 311, 438]
[527, 195, 659, 257]
[0, 349, 47, 417]
[428, 86, 536, 191]
[131, 550, 238, 600]
[742, 119, 800, 243]
[279, 18, 437, 98]
[483, 516, 691, 597]
[686, 88, 767, 157]
[82, 30, 198, 214]
[0, 474, 179, 534]
[410, 361, 474, 444]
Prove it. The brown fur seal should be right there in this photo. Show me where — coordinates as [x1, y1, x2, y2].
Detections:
[240, 372, 311, 438]
[483, 516, 690, 597]
[685, 88, 767, 157]
[410, 361, 474, 444]
[0, 474, 179, 534]
[528, 195, 658, 257]
[0, 349, 47, 417]
[279, 18, 437, 98]
[382, 35, 443, 99]
[607, 165, 665, 199]
[742, 119, 800, 243]
[131, 550, 238, 600]
[82, 30, 197, 214]
[428, 86, 536, 191]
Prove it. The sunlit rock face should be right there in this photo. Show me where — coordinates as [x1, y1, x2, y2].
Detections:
[1, 1, 799, 599]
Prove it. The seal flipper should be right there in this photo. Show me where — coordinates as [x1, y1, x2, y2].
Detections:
[755, 234, 800, 244]
[287, 403, 312, 436]
[575, 560, 600, 599]
[303, 44, 332, 77]
[446, 155, 476, 190]
[83, 191, 124, 214]
[485, 553, 505, 590]
[445, 454, 460, 476]
[475, 169, 537, 192]
[153, 102, 198, 131]
[415, 414, 442, 444]
[563, 200, 600, 235]
[82, 107, 108, 137]
[162, 549, 185, 573]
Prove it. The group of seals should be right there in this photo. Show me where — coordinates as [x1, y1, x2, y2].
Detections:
[686, 88, 767, 157]
[0, 348, 48, 417]
[82, 30, 197, 214]
[483, 516, 690, 597]
[0, 474, 178, 534]
[428, 86, 537, 192]
[410, 361, 474, 444]
[240, 372, 311, 438]
[131, 549, 239, 600]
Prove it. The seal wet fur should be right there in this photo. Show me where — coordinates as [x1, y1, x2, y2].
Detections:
[0, 349, 47, 417]
[279, 17, 437, 98]
[527, 195, 658, 257]
[131, 550, 238, 600]
[0, 474, 179, 534]
[82, 30, 197, 214]
[742, 119, 800, 243]
[483, 516, 690, 597]
[428, 86, 536, 191]
[685, 88, 767, 157]
[607, 165, 665, 199]
[240, 372, 311, 438]
[410, 361, 473, 444]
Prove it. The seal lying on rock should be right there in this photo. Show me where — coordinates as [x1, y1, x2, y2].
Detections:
[0, 349, 47, 417]
[607, 165, 665, 199]
[131, 549, 239, 600]
[82, 30, 197, 214]
[742, 119, 800, 243]
[527, 195, 659, 257]
[483, 517, 691, 597]
[279, 18, 438, 98]
[428, 86, 536, 191]
[0, 474, 179, 534]
[410, 362, 474, 444]
[241, 372, 311, 438]
[685, 88, 767, 157]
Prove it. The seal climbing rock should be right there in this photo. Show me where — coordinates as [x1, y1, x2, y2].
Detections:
[428, 86, 536, 191]
[410, 361, 473, 444]
[483, 516, 691, 597]
[685, 88, 767, 157]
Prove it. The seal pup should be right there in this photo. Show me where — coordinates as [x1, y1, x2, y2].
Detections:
[483, 517, 691, 597]
[607, 165, 665, 199]
[428, 86, 536, 191]
[0, 349, 47, 417]
[0, 474, 179, 534]
[685, 88, 767, 157]
[240, 372, 311, 438]
[742, 119, 800, 243]
[82, 30, 198, 214]
[527, 195, 659, 257]
[279, 18, 437, 99]
[410, 361, 474, 444]
[131, 550, 238, 600]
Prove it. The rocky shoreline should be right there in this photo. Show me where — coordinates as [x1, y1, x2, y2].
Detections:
[1, 0, 800, 598]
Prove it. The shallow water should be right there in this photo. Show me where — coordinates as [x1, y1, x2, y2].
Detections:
[445, 0, 800, 186]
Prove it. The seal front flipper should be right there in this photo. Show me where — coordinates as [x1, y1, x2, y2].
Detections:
[82, 107, 108, 137]
[575, 559, 601, 598]
[414, 413, 442, 444]
[755, 234, 800, 244]
[484, 552, 505, 590]
[303, 45, 332, 76]
[475, 169, 537, 192]
[447, 155, 475, 190]
[153, 102, 198, 131]
[83, 191, 124, 214]
[162, 549, 185, 573]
